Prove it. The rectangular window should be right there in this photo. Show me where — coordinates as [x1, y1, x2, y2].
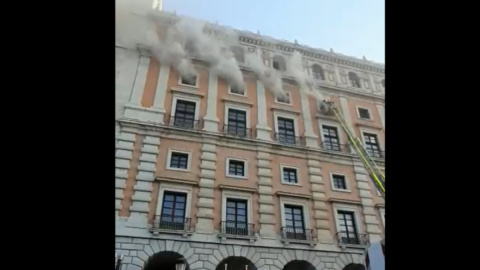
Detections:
[227, 159, 246, 178]
[282, 167, 298, 184]
[160, 191, 187, 230]
[226, 109, 247, 136]
[225, 198, 248, 235]
[277, 117, 296, 144]
[284, 205, 306, 240]
[358, 108, 371, 119]
[174, 100, 196, 129]
[229, 86, 245, 96]
[180, 75, 197, 86]
[276, 93, 291, 104]
[322, 125, 341, 151]
[332, 174, 347, 190]
[364, 133, 381, 158]
[170, 152, 189, 169]
[337, 210, 359, 244]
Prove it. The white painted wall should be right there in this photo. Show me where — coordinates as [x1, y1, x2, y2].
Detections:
[116, 47, 140, 120]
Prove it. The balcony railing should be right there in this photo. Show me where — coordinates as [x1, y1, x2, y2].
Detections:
[222, 124, 253, 138]
[336, 231, 369, 246]
[167, 115, 202, 130]
[274, 133, 305, 146]
[281, 226, 315, 242]
[152, 215, 191, 232]
[220, 221, 255, 237]
[321, 141, 351, 153]
[365, 149, 385, 159]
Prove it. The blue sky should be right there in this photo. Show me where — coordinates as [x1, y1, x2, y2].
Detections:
[162, 0, 384, 63]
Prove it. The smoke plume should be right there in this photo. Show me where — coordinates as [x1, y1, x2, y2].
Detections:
[286, 51, 324, 101]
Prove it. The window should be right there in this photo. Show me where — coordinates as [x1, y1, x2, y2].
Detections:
[173, 100, 196, 129]
[357, 107, 371, 120]
[284, 205, 306, 240]
[277, 117, 296, 144]
[226, 108, 247, 136]
[169, 152, 189, 169]
[272, 55, 286, 71]
[348, 72, 361, 88]
[231, 46, 245, 63]
[225, 198, 248, 235]
[312, 64, 324, 80]
[363, 133, 382, 158]
[180, 75, 197, 87]
[337, 210, 360, 244]
[226, 158, 247, 178]
[281, 166, 299, 184]
[331, 174, 348, 191]
[159, 191, 187, 230]
[229, 85, 245, 96]
[275, 93, 291, 104]
[322, 125, 341, 151]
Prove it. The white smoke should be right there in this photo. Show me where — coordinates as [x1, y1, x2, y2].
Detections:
[248, 55, 287, 99]
[286, 51, 324, 101]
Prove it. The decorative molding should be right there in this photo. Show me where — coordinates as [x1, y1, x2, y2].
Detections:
[218, 184, 257, 193]
[155, 176, 198, 186]
[328, 198, 363, 205]
[221, 97, 254, 107]
[275, 191, 312, 200]
[170, 87, 205, 97]
[270, 106, 301, 115]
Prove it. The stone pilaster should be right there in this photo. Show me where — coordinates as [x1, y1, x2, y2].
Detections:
[128, 136, 161, 228]
[353, 161, 382, 242]
[299, 89, 319, 148]
[339, 96, 356, 154]
[307, 157, 334, 244]
[256, 148, 276, 238]
[115, 131, 137, 216]
[203, 72, 219, 132]
[195, 138, 216, 232]
[375, 103, 385, 130]
[255, 80, 272, 141]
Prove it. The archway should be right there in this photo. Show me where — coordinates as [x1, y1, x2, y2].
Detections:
[143, 251, 190, 270]
[215, 256, 257, 270]
[282, 260, 316, 270]
[343, 263, 366, 270]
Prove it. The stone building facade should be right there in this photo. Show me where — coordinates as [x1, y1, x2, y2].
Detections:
[115, 7, 385, 270]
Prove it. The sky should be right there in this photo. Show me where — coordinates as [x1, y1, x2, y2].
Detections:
[162, 0, 385, 63]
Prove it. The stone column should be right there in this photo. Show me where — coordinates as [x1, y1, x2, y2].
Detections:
[203, 72, 220, 132]
[376, 104, 385, 130]
[307, 157, 334, 244]
[257, 148, 276, 238]
[115, 131, 137, 217]
[255, 80, 272, 141]
[195, 137, 216, 232]
[128, 136, 161, 228]
[353, 161, 382, 243]
[339, 96, 356, 154]
[299, 89, 319, 148]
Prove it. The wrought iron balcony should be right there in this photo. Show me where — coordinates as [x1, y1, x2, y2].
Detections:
[366, 149, 385, 159]
[220, 221, 255, 237]
[274, 133, 305, 146]
[167, 115, 202, 130]
[336, 231, 369, 246]
[222, 124, 253, 138]
[152, 215, 191, 232]
[321, 141, 351, 153]
[281, 226, 316, 245]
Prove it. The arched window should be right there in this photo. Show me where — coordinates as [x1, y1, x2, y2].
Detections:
[230, 46, 245, 63]
[312, 64, 325, 80]
[272, 55, 286, 71]
[348, 72, 361, 88]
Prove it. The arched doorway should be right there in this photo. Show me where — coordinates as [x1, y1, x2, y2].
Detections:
[143, 251, 190, 270]
[215, 256, 257, 270]
[343, 263, 366, 270]
[282, 260, 316, 270]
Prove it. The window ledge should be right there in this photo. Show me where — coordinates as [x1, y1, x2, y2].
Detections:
[226, 175, 248, 180]
[328, 198, 362, 205]
[155, 176, 198, 186]
[218, 184, 257, 193]
[276, 191, 312, 200]
[222, 97, 253, 107]
[281, 182, 302, 187]
[339, 243, 368, 250]
[332, 189, 352, 193]
[355, 121, 383, 130]
[171, 87, 205, 97]
[218, 233, 258, 243]
[166, 167, 190, 172]
[150, 228, 193, 238]
[271, 106, 301, 115]
[281, 238, 317, 247]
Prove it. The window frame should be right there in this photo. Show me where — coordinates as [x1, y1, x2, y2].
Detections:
[330, 172, 350, 192]
[356, 106, 373, 120]
[274, 112, 299, 144]
[360, 129, 384, 158]
[274, 92, 292, 105]
[224, 104, 250, 135]
[177, 70, 199, 88]
[332, 203, 363, 242]
[221, 190, 253, 228]
[170, 94, 201, 125]
[225, 157, 248, 179]
[280, 165, 301, 186]
[279, 197, 310, 231]
[166, 148, 192, 172]
[227, 84, 247, 97]
[155, 183, 193, 222]
[320, 124, 343, 151]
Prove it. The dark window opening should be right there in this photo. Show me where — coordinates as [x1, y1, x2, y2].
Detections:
[170, 152, 189, 169]
[358, 108, 371, 119]
[312, 64, 325, 80]
[332, 174, 347, 190]
[228, 160, 245, 177]
[283, 168, 298, 184]
[174, 100, 196, 128]
[276, 93, 291, 104]
[272, 55, 286, 71]
[225, 198, 248, 235]
[364, 133, 381, 158]
[338, 210, 359, 244]
[230, 86, 245, 95]
[348, 72, 361, 88]
[227, 109, 247, 136]
[277, 117, 296, 144]
[322, 125, 340, 151]
[159, 192, 187, 230]
[180, 76, 197, 86]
